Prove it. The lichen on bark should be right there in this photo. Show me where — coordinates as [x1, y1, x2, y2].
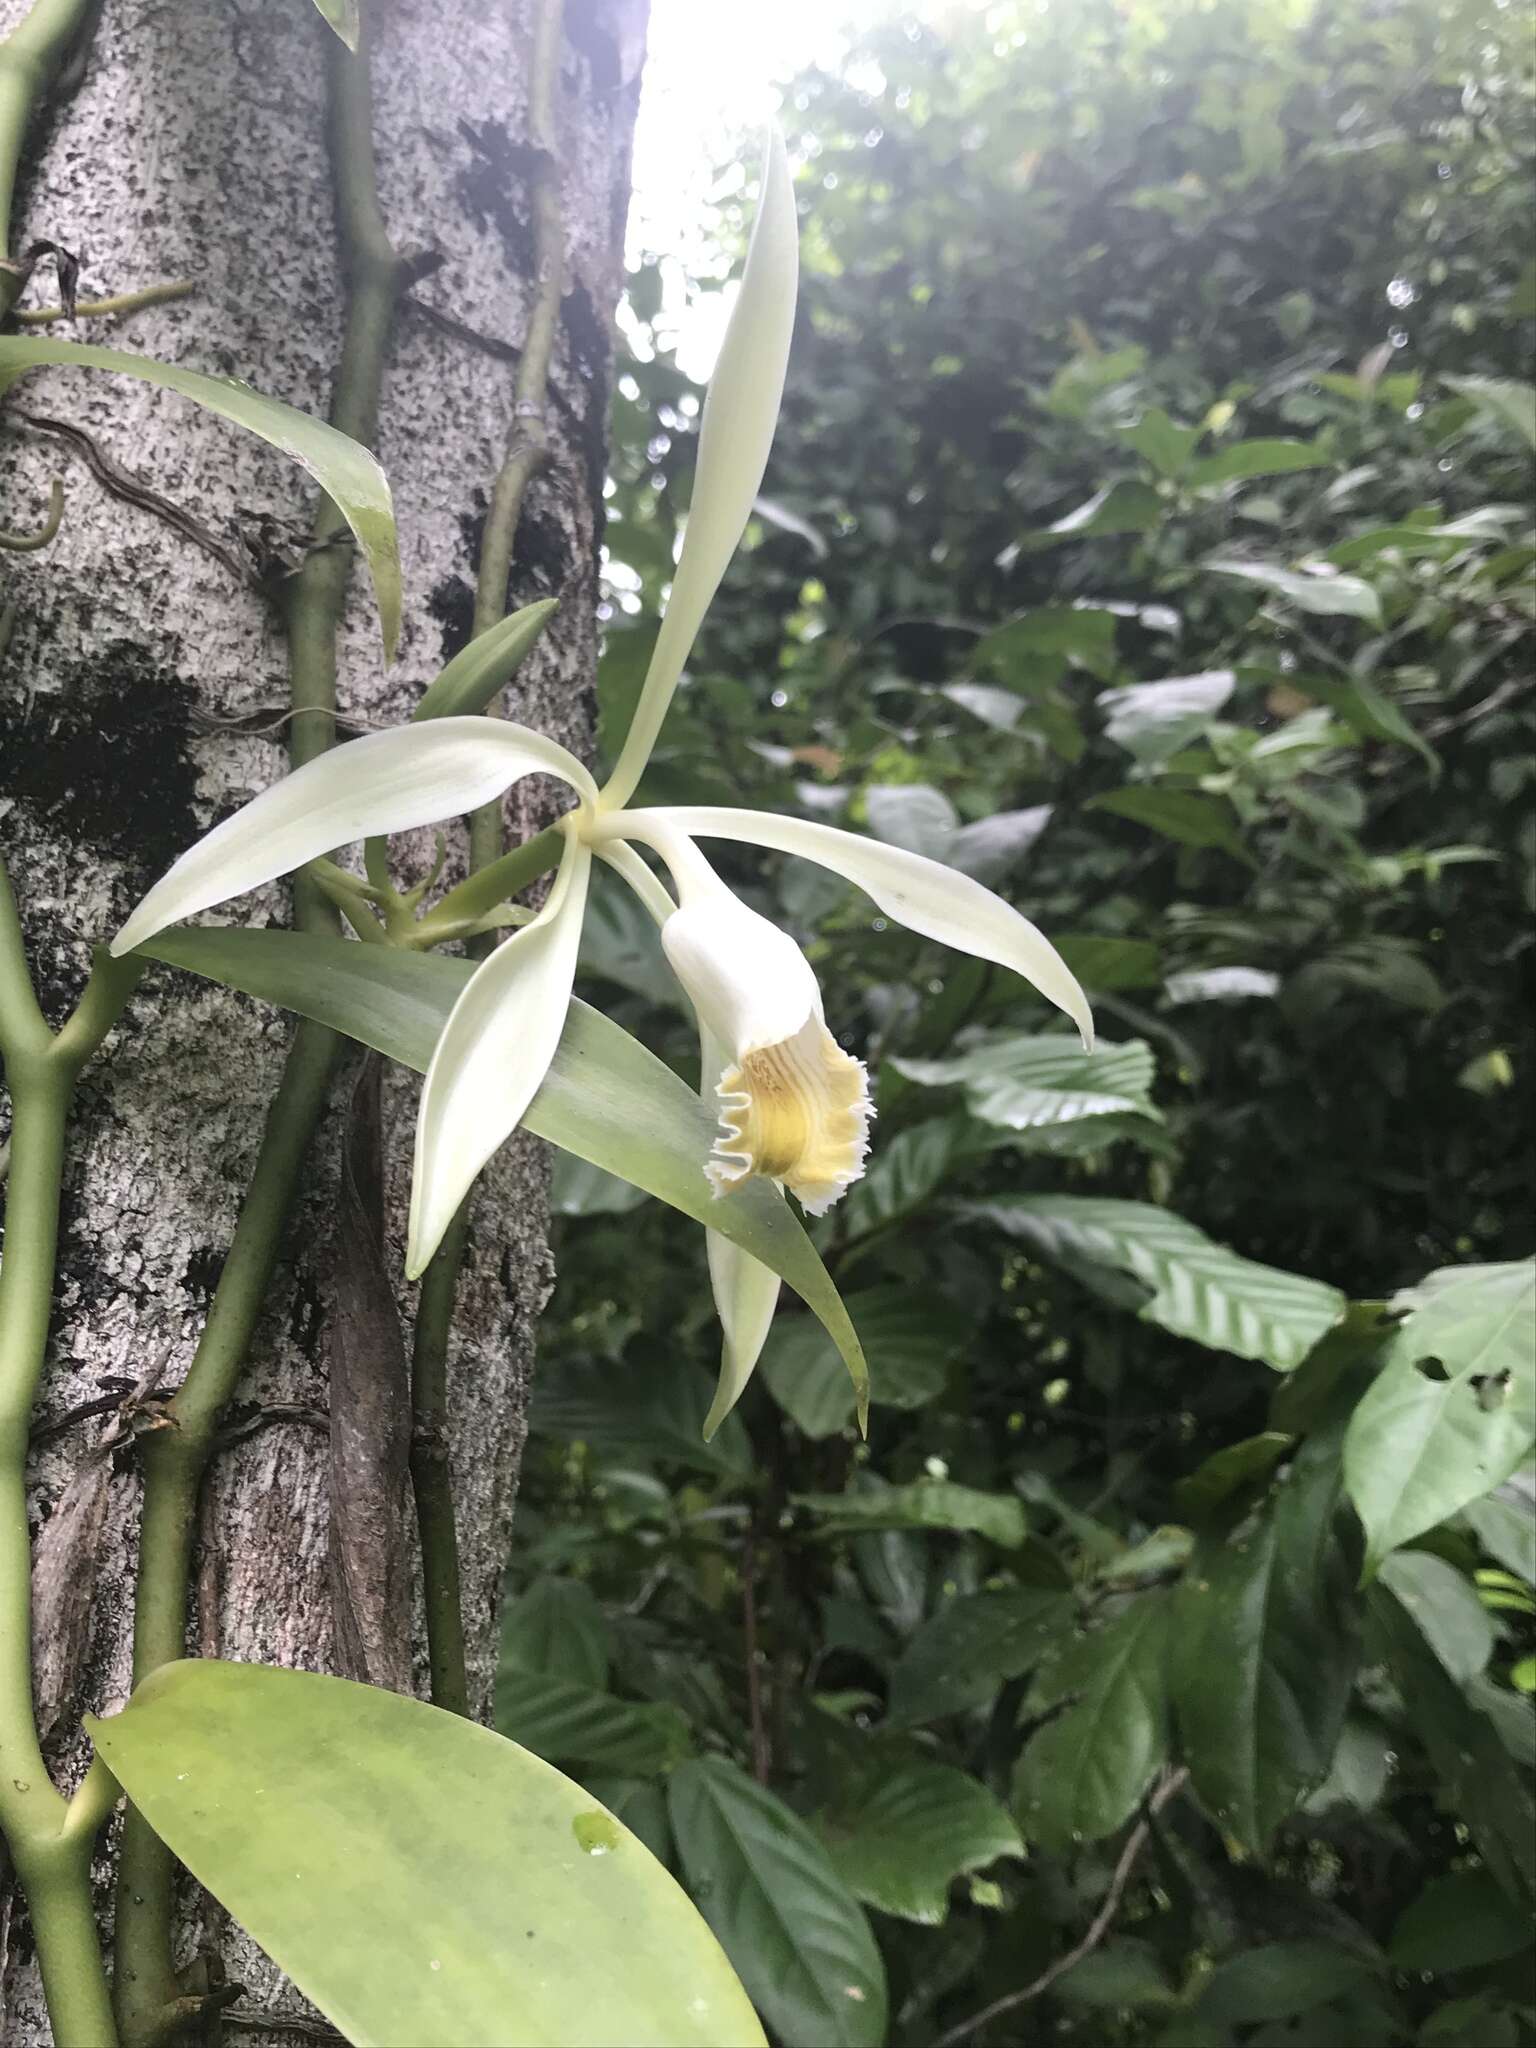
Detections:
[0, 0, 645, 2035]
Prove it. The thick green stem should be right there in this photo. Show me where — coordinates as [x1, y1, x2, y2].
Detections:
[408, 1219, 472, 1718]
[112, 23, 405, 2044]
[1, 871, 134, 2044]
[0, 0, 95, 319]
[13, 1832, 118, 2046]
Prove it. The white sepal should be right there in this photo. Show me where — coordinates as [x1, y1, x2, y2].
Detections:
[405, 832, 591, 1278]
[701, 1024, 783, 1440]
[629, 805, 1094, 1048]
[111, 719, 598, 956]
[603, 129, 799, 808]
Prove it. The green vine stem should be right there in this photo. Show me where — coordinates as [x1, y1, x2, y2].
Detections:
[1, 863, 141, 2047]
[406, 0, 569, 1721]
[110, 23, 408, 2044]
[0, 0, 95, 323]
[14, 277, 193, 324]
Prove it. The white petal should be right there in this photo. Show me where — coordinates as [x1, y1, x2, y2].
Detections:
[631, 805, 1094, 1048]
[702, 1021, 782, 1440]
[603, 129, 798, 808]
[405, 835, 590, 1277]
[661, 889, 820, 1057]
[705, 1230, 782, 1440]
[111, 719, 598, 956]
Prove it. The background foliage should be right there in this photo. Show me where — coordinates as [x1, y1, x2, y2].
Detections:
[503, 4, 1535, 2042]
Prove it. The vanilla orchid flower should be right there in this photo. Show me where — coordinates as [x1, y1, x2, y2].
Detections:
[109, 126, 1092, 1427]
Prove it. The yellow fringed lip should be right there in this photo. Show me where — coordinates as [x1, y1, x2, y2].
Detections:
[708, 1015, 872, 1215]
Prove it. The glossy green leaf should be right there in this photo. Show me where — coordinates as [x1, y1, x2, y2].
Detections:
[0, 336, 400, 658]
[1097, 671, 1235, 763]
[1464, 1485, 1536, 1583]
[1172, 1430, 1358, 1850]
[1041, 479, 1162, 539]
[1013, 1594, 1171, 1852]
[887, 1589, 1074, 1726]
[893, 1033, 1158, 1135]
[1055, 1939, 1177, 2010]
[819, 1761, 1022, 1925]
[1173, 1432, 1294, 1523]
[1087, 786, 1252, 860]
[412, 600, 558, 721]
[494, 1671, 691, 1775]
[864, 783, 959, 859]
[1388, 1867, 1531, 1974]
[1375, 1552, 1496, 1685]
[959, 1195, 1344, 1370]
[1344, 1260, 1536, 1575]
[138, 928, 868, 1422]
[977, 604, 1120, 671]
[1207, 556, 1382, 625]
[1372, 1589, 1536, 1909]
[531, 1355, 751, 1479]
[1052, 934, 1163, 991]
[1186, 439, 1330, 488]
[500, 1577, 610, 1691]
[1121, 406, 1202, 476]
[795, 1478, 1028, 1549]
[669, 1757, 887, 2048]
[311, 0, 360, 47]
[842, 1117, 966, 1237]
[1442, 374, 1536, 449]
[761, 1287, 962, 1438]
[87, 1661, 763, 2048]
[1197, 1943, 1379, 2026]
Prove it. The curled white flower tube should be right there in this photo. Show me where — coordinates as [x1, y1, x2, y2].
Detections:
[644, 828, 873, 1218]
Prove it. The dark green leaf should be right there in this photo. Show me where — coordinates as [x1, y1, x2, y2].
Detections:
[500, 1577, 611, 1691]
[1172, 1430, 1358, 1850]
[819, 1760, 1022, 1925]
[795, 1478, 1028, 1549]
[959, 1196, 1344, 1370]
[1388, 1868, 1531, 1973]
[887, 1589, 1075, 1726]
[1087, 787, 1252, 861]
[1375, 1552, 1496, 1685]
[1013, 1595, 1171, 1852]
[669, 1757, 887, 2048]
[1186, 439, 1330, 488]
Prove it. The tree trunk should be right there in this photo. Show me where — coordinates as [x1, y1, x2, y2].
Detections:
[0, 0, 645, 2037]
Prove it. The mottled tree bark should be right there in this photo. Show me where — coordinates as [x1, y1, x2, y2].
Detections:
[0, 0, 645, 2037]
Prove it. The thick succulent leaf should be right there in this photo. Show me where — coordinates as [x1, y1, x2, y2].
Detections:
[1344, 1260, 1536, 1574]
[136, 927, 867, 1412]
[1013, 1594, 1171, 1852]
[606, 131, 798, 803]
[407, 839, 590, 1276]
[0, 335, 399, 656]
[113, 721, 597, 956]
[412, 600, 558, 721]
[87, 1661, 764, 2048]
[1171, 1430, 1358, 1851]
[959, 1195, 1344, 1371]
[311, 0, 360, 48]
[668, 1757, 886, 2048]
[624, 806, 1093, 1045]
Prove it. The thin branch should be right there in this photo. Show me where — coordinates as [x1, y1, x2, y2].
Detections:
[931, 1766, 1191, 2048]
